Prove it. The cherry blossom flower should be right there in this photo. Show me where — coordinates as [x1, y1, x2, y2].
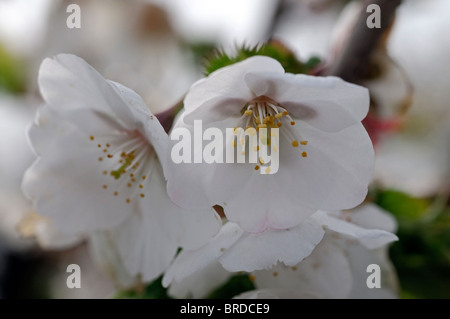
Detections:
[167, 55, 374, 233]
[162, 205, 398, 297]
[22, 54, 221, 281]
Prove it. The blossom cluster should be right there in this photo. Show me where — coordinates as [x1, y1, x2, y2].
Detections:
[22, 54, 398, 298]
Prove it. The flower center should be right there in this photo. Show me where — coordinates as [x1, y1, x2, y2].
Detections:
[89, 131, 155, 204]
[238, 96, 309, 164]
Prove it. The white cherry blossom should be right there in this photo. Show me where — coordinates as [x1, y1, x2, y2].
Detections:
[167, 56, 374, 233]
[22, 54, 221, 281]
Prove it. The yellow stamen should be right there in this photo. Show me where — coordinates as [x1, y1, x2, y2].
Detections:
[300, 140, 308, 145]
[292, 140, 299, 147]
[301, 151, 308, 158]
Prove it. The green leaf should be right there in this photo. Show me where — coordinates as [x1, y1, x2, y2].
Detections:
[374, 189, 450, 298]
[204, 41, 321, 76]
[0, 45, 26, 94]
[375, 189, 430, 222]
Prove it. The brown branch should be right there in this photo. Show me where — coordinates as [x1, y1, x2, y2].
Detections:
[265, 0, 288, 40]
[326, 0, 402, 83]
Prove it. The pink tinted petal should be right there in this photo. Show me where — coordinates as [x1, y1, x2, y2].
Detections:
[244, 72, 369, 132]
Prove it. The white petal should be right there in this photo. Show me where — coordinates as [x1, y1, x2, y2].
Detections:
[109, 162, 220, 282]
[178, 206, 222, 251]
[38, 54, 133, 133]
[253, 238, 352, 299]
[350, 203, 398, 233]
[168, 261, 232, 299]
[162, 222, 244, 287]
[277, 122, 374, 211]
[166, 114, 253, 210]
[108, 81, 169, 162]
[311, 211, 398, 249]
[244, 72, 369, 132]
[183, 96, 248, 125]
[39, 56, 169, 164]
[223, 172, 317, 232]
[184, 56, 284, 113]
[219, 218, 324, 272]
[22, 126, 135, 233]
[27, 106, 68, 156]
